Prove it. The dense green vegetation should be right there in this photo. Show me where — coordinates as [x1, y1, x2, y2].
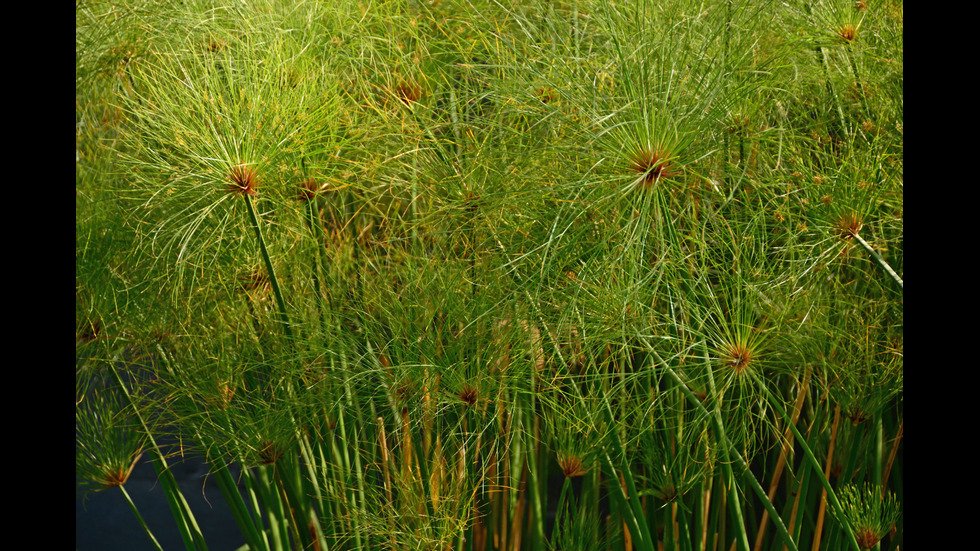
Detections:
[76, 1, 903, 550]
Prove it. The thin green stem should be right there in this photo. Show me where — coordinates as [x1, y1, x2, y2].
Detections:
[108, 362, 209, 551]
[852, 232, 903, 289]
[303, 198, 330, 336]
[698, 342, 751, 551]
[243, 193, 293, 340]
[118, 485, 166, 551]
[844, 45, 872, 122]
[598, 392, 656, 551]
[212, 463, 268, 551]
[551, 476, 573, 544]
[817, 45, 850, 136]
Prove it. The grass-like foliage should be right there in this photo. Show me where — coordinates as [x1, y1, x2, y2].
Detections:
[77, 0, 903, 550]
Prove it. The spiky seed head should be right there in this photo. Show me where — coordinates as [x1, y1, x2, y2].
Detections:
[458, 384, 479, 407]
[100, 452, 143, 488]
[102, 469, 128, 488]
[298, 178, 320, 201]
[536, 86, 558, 104]
[846, 405, 871, 425]
[217, 381, 235, 408]
[720, 341, 754, 375]
[228, 163, 259, 195]
[837, 23, 859, 42]
[258, 441, 283, 465]
[628, 147, 676, 187]
[394, 80, 423, 106]
[726, 112, 752, 135]
[78, 319, 102, 343]
[838, 484, 901, 549]
[654, 483, 678, 502]
[204, 37, 226, 52]
[854, 528, 881, 550]
[835, 211, 863, 240]
[239, 268, 270, 293]
[557, 453, 588, 478]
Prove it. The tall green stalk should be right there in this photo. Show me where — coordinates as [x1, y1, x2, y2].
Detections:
[117, 485, 166, 551]
[243, 194, 293, 341]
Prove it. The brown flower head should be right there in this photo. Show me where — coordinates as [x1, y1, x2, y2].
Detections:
[258, 440, 284, 465]
[718, 340, 755, 376]
[204, 37, 226, 53]
[834, 211, 863, 240]
[535, 86, 559, 104]
[298, 178, 321, 202]
[458, 383, 479, 407]
[854, 527, 882, 549]
[394, 79, 423, 106]
[100, 452, 143, 488]
[77, 319, 102, 343]
[228, 163, 259, 195]
[216, 380, 236, 408]
[557, 453, 588, 478]
[628, 146, 677, 188]
[239, 268, 270, 293]
[653, 483, 678, 502]
[836, 23, 859, 42]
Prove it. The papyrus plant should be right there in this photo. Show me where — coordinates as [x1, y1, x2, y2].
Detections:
[77, 1, 902, 550]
